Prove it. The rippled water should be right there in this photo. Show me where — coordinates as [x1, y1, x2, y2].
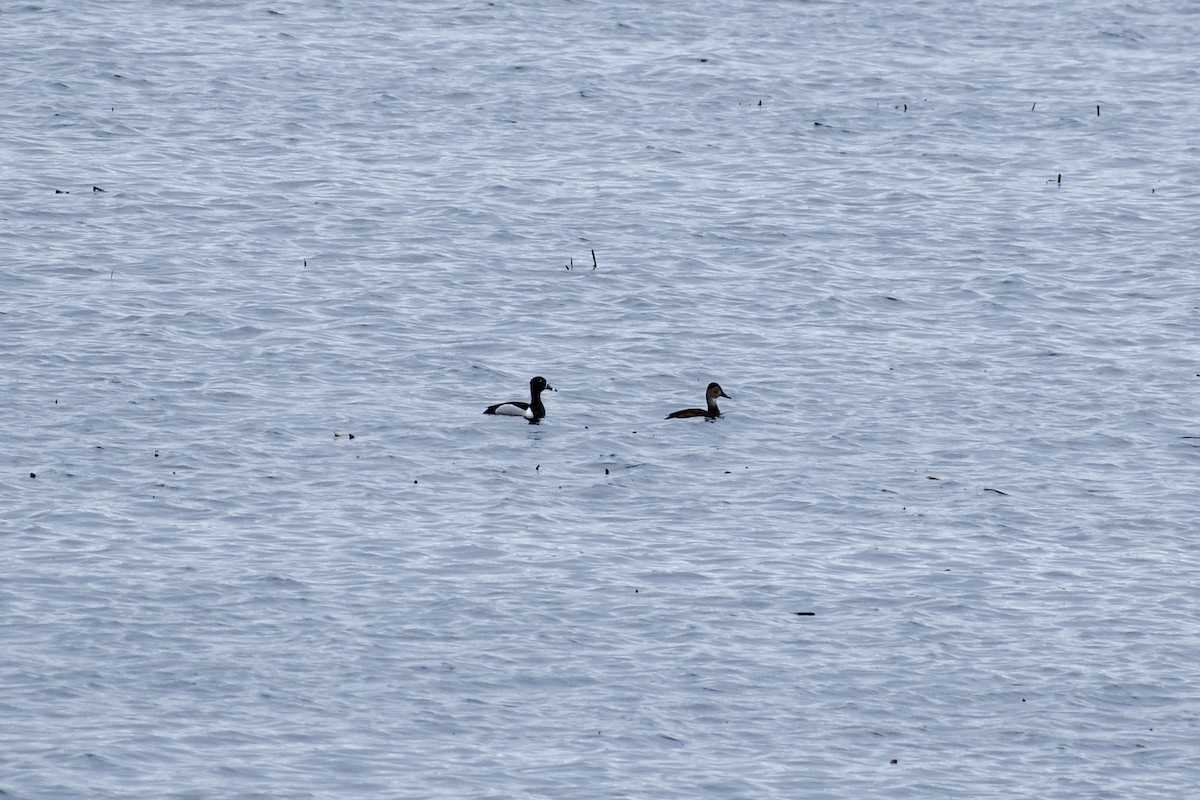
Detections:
[3, 1, 1199, 797]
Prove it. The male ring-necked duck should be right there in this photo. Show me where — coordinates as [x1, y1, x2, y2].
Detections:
[483, 376, 554, 423]
[666, 382, 730, 420]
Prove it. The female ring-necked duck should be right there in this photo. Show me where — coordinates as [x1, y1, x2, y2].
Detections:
[666, 382, 730, 420]
[483, 376, 554, 423]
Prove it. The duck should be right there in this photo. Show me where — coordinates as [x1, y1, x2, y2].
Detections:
[666, 382, 730, 420]
[483, 376, 554, 423]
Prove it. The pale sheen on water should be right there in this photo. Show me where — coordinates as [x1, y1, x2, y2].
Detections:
[2, 1, 1198, 798]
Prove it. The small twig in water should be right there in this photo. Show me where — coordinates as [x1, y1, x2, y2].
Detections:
[591, 249, 597, 270]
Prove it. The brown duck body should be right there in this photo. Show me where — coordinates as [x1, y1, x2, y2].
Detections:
[666, 407, 715, 419]
[666, 382, 730, 420]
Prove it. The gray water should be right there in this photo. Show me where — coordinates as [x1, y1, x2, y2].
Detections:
[3, 1, 1199, 798]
